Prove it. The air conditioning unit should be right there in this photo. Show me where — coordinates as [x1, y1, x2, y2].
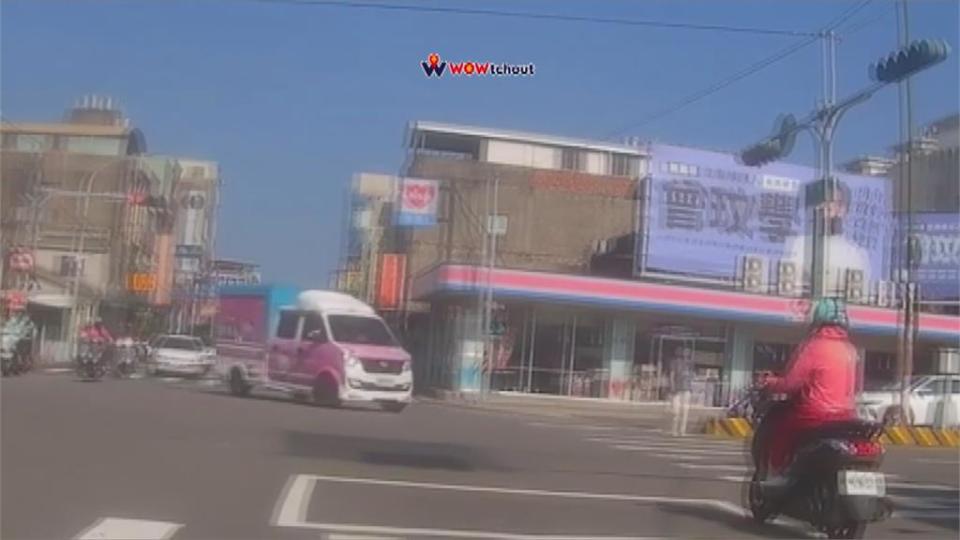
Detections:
[777, 261, 798, 296]
[844, 269, 864, 303]
[875, 280, 894, 308]
[741, 255, 767, 293]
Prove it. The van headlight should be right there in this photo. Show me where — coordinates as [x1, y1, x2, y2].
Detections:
[402, 360, 411, 373]
[346, 354, 361, 370]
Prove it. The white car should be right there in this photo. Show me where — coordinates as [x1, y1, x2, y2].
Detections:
[857, 375, 960, 426]
[149, 335, 215, 377]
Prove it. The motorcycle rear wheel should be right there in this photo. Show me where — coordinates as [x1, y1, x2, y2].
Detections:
[748, 470, 775, 523]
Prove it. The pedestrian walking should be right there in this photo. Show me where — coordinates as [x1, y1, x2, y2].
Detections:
[669, 346, 694, 437]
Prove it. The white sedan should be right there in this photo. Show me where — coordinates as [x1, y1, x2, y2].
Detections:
[149, 335, 215, 377]
[857, 375, 960, 426]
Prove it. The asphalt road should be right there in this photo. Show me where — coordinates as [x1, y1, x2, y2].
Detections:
[2, 373, 957, 540]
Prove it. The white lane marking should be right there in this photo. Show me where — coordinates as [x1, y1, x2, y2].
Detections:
[612, 445, 742, 456]
[272, 474, 813, 540]
[74, 518, 182, 540]
[272, 474, 317, 528]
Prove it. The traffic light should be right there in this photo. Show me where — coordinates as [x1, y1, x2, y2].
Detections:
[740, 114, 798, 167]
[741, 255, 767, 293]
[871, 39, 951, 84]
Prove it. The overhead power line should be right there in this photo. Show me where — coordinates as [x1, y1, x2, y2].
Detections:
[604, 0, 875, 138]
[248, 0, 818, 37]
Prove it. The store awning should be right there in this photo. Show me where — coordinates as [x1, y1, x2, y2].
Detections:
[28, 293, 74, 309]
[412, 264, 960, 341]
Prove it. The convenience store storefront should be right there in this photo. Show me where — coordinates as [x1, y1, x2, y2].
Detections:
[410, 264, 960, 405]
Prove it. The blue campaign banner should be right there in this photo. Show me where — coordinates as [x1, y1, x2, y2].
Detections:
[904, 212, 960, 300]
[637, 144, 893, 283]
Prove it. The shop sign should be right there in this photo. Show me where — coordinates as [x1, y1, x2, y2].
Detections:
[127, 273, 157, 293]
[376, 254, 406, 310]
[395, 178, 439, 228]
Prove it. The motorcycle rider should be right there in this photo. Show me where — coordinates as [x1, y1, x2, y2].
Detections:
[761, 297, 858, 486]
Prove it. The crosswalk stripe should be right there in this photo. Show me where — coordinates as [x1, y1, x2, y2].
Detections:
[650, 453, 712, 461]
[676, 463, 749, 472]
[588, 437, 742, 448]
[612, 445, 743, 456]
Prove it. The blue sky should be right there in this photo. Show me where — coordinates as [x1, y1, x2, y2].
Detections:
[2, 0, 957, 287]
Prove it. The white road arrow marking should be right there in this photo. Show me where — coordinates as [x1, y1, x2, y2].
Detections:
[73, 517, 182, 540]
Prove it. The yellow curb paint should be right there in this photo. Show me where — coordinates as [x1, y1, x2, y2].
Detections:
[932, 429, 960, 447]
[911, 427, 938, 447]
[885, 426, 916, 445]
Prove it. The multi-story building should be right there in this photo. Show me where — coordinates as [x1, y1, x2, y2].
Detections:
[0, 96, 219, 360]
[342, 120, 959, 405]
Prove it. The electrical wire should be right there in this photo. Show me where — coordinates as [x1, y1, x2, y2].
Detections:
[603, 0, 875, 138]
[247, 0, 817, 37]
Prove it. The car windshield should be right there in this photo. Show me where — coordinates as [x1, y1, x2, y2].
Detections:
[327, 316, 397, 346]
[161, 337, 203, 351]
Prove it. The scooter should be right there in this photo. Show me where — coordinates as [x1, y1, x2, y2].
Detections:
[747, 390, 892, 539]
[75, 342, 108, 381]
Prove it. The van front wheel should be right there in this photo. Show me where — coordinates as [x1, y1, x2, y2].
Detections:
[312, 375, 341, 408]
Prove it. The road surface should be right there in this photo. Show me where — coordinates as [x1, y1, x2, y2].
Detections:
[2, 373, 957, 539]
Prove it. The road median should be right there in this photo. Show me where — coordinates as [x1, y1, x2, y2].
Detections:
[704, 417, 960, 447]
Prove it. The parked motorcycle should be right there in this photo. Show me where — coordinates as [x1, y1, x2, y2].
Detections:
[75, 343, 108, 381]
[747, 389, 891, 539]
[1, 315, 35, 376]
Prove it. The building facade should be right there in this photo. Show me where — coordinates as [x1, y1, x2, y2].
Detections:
[338, 120, 960, 406]
[0, 97, 220, 360]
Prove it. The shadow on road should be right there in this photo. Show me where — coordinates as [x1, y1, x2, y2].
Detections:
[655, 502, 810, 539]
[283, 430, 510, 472]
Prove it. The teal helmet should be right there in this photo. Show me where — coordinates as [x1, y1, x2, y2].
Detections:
[810, 297, 849, 330]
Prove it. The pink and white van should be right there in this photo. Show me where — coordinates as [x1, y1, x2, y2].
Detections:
[222, 290, 412, 412]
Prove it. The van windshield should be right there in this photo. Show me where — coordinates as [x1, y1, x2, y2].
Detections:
[328, 315, 397, 346]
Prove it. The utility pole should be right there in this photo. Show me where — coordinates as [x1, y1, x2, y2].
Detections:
[484, 176, 500, 397]
[475, 176, 490, 397]
[896, 0, 919, 424]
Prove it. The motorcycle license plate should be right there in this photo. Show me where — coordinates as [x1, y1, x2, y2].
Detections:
[838, 471, 885, 496]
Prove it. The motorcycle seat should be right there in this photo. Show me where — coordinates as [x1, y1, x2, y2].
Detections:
[802, 419, 884, 441]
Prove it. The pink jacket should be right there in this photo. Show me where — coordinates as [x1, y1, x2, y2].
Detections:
[767, 326, 858, 420]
